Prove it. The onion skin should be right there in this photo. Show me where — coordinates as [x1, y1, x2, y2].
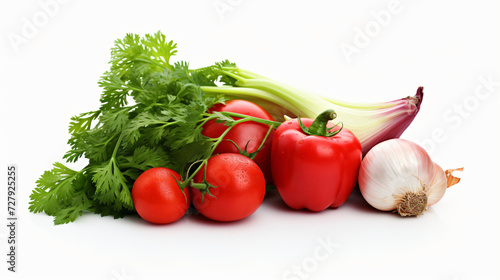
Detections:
[358, 139, 449, 216]
[427, 163, 447, 206]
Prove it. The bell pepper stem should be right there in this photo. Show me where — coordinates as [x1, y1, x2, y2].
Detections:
[299, 109, 343, 137]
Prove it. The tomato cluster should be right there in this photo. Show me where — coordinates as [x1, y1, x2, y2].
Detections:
[132, 100, 271, 224]
[132, 153, 266, 224]
[131, 100, 362, 224]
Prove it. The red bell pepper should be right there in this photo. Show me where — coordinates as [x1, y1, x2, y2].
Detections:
[271, 109, 362, 211]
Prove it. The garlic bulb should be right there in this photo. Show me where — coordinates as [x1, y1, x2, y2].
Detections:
[358, 139, 463, 216]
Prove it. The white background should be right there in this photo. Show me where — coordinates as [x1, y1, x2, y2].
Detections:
[1, 0, 499, 279]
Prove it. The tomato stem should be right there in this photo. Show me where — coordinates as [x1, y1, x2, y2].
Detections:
[225, 125, 274, 160]
[179, 112, 280, 197]
[247, 125, 274, 160]
[220, 111, 282, 128]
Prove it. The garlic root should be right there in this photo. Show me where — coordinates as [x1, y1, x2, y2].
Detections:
[396, 191, 428, 217]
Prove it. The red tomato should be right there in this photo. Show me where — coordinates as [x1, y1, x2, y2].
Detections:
[132, 167, 190, 224]
[201, 100, 275, 184]
[191, 153, 266, 222]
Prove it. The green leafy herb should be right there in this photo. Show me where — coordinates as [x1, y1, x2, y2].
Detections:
[29, 31, 282, 225]
[29, 32, 225, 224]
[29, 31, 281, 225]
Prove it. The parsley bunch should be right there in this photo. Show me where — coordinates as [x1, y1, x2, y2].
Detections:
[29, 32, 230, 224]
